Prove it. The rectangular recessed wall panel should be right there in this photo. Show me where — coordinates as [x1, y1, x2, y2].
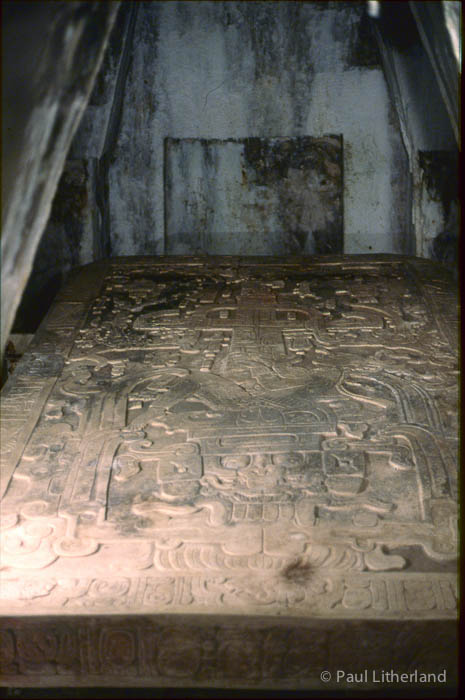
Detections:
[165, 136, 343, 255]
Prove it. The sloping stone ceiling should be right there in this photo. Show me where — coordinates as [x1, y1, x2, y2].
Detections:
[1, 1, 119, 362]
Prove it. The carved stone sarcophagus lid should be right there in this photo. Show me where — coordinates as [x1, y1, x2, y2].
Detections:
[0, 256, 458, 689]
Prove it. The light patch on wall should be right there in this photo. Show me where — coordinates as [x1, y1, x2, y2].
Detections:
[443, 1, 461, 67]
[367, 1, 381, 19]
[306, 69, 403, 254]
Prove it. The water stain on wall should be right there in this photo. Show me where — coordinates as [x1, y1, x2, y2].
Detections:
[165, 136, 343, 255]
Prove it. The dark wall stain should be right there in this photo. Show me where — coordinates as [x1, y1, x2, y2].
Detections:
[13, 161, 90, 333]
[376, 1, 420, 52]
[50, 161, 88, 223]
[244, 136, 343, 254]
[243, 137, 341, 186]
[348, 10, 382, 67]
[418, 151, 458, 218]
[88, 6, 131, 108]
[420, 151, 459, 276]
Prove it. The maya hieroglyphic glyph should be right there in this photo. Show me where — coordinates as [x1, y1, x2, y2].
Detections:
[0, 256, 458, 618]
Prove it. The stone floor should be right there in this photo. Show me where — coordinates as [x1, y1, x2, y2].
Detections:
[0, 256, 458, 691]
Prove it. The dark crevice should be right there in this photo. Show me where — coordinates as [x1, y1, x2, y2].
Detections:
[97, 3, 139, 259]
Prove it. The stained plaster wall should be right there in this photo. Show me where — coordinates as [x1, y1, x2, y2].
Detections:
[372, 4, 457, 260]
[13, 0, 416, 336]
[108, 0, 410, 257]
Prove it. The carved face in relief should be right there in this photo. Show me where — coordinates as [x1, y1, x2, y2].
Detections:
[219, 451, 319, 494]
[222, 454, 282, 492]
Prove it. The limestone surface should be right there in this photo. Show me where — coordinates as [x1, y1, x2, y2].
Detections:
[0, 256, 458, 689]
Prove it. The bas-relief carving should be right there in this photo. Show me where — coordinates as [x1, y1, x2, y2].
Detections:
[0, 573, 457, 617]
[0, 256, 458, 685]
[0, 619, 457, 686]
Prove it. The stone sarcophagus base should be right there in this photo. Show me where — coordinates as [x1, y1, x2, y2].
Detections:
[0, 256, 458, 690]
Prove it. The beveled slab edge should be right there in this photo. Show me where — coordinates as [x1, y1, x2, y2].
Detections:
[0, 571, 457, 619]
[0, 616, 457, 689]
[1, 261, 110, 499]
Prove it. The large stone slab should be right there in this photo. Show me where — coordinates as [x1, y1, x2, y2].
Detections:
[0, 256, 458, 690]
